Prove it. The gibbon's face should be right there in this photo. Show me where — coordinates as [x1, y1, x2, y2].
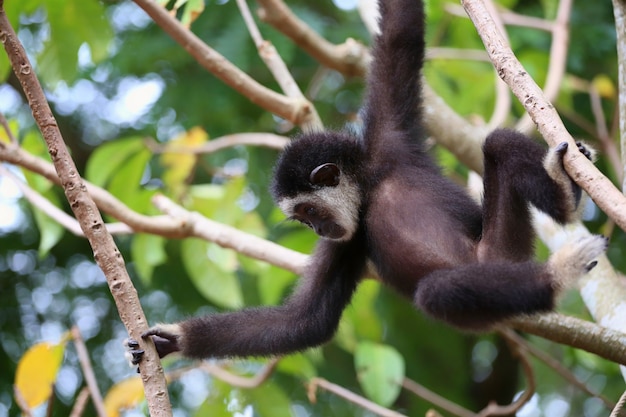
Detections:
[276, 163, 361, 242]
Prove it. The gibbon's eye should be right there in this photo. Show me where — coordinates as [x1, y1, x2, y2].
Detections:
[295, 203, 317, 219]
[310, 163, 340, 187]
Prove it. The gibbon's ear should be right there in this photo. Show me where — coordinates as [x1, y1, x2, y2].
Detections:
[310, 163, 340, 187]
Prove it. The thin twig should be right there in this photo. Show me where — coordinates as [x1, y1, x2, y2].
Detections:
[236, 0, 321, 130]
[132, 0, 315, 127]
[500, 327, 615, 408]
[146, 132, 288, 155]
[68, 387, 90, 417]
[256, 0, 369, 77]
[0, 111, 17, 144]
[0, 142, 191, 238]
[0, 165, 133, 236]
[200, 358, 279, 388]
[589, 84, 623, 184]
[71, 327, 107, 417]
[308, 378, 408, 417]
[401, 378, 474, 417]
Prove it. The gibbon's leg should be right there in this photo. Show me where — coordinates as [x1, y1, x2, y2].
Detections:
[478, 129, 585, 262]
[414, 235, 607, 330]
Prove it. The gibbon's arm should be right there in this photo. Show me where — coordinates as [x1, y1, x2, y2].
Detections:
[140, 237, 366, 360]
[364, 0, 425, 144]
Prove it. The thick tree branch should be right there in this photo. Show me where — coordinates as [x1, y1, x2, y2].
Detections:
[613, 0, 626, 192]
[510, 313, 626, 366]
[461, 0, 626, 233]
[0, 4, 171, 416]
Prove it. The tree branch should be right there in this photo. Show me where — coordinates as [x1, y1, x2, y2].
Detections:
[308, 378, 408, 417]
[0, 3, 171, 415]
[612, 0, 626, 193]
[236, 0, 322, 130]
[510, 313, 626, 366]
[256, 0, 369, 77]
[71, 326, 107, 417]
[132, 0, 317, 128]
[461, 0, 626, 233]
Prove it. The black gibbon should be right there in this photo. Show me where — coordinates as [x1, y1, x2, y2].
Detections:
[128, 0, 606, 364]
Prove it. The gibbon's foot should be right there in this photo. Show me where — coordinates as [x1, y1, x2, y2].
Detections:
[124, 338, 144, 367]
[576, 141, 594, 161]
[553, 141, 595, 163]
[547, 234, 609, 289]
[554, 141, 569, 159]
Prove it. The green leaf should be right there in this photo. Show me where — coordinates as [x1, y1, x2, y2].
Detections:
[539, 0, 559, 19]
[181, 238, 243, 309]
[188, 184, 225, 218]
[336, 280, 383, 352]
[256, 265, 294, 305]
[131, 234, 167, 284]
[107, 148, 153, 212]
[179, 0, 205, 27]
[212, 176, 246, 225]
[31, 191, 65, 257]
[355, 342, 405, 407]
[85, 137, 146, 187]
[277, 353, 317, 379]
[38, 0, 113, 84]
[246, 382, 294, 417]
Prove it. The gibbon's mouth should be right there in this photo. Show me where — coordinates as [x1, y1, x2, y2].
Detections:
[291, 217, 347, 240]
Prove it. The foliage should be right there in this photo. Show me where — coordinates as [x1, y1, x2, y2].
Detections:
[0, 0, 624, 416]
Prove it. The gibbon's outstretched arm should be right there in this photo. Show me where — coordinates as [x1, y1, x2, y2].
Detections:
[130, 237, 366, 361]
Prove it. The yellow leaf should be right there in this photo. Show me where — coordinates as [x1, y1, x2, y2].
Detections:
[14, 340, 66, 408]
[160, 126, 208, 195]
[0, 119, 19, 144]
[592, 74, 616, 99]
[104, 377, 145, 417]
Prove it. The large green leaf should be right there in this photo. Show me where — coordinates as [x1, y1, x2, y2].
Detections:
[37, 0, 113, 84]
[355, 342, 405, 407]
[181, 238, 243, 309]
[85, 137, 146, 187]
[131, 234, 167, 284]
[31, 190, 65, 257]
[336, 280, 383, 352]
[107, 148, 153, 212]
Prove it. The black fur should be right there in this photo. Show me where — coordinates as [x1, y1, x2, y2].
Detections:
[133, 0, 601, 362]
